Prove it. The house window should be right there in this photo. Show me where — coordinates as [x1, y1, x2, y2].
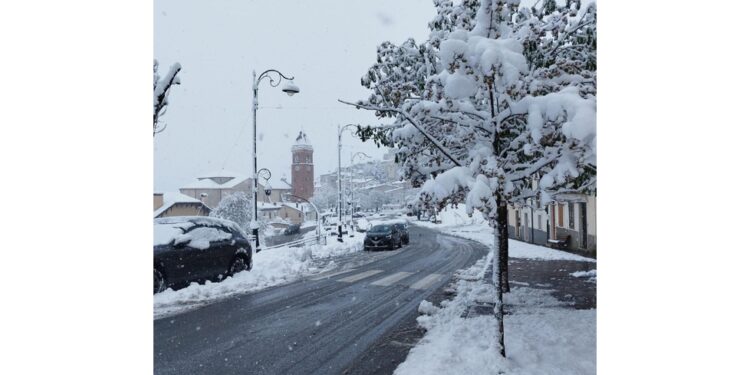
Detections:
[557, 204, 563, 227]
[537, 215, 542, 229]
[568, 203, 575, 230]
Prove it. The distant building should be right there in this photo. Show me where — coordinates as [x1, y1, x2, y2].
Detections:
[153, 192, 211, 218]
[179, 170, 292, 209]
[179, 170, 253, 209]
[291, 131, 314, 200]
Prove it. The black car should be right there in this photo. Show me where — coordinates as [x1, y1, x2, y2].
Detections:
[283, 223, 301, 235]
[153, 216, 253, 294]
[393, 222, 410, 244]
[364, 224, 402, 251]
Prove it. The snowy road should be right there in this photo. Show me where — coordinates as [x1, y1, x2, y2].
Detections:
[153, 225, 487, 375]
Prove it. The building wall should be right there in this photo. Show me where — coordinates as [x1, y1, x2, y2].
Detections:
[154, 194, 164, 210]
[156, 203, 210, 218]
[550, 197, 597, 252]
[507, 193, 596, 253]
[320, 173, 337, 189]
[180, 178, 253, 209]
[278, 205, 304, 225]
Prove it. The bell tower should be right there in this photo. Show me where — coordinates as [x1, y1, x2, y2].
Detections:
[291, 131, 314, 200]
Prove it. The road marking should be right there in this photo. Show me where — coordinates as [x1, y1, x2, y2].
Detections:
[371, 272, 414, 286]
[310, 269, 357, 281]
[337, 270, 383, 283]
[410, 274, 445, 290]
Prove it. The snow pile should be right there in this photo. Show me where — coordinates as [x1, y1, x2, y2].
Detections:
[509, 239, 595, 263]
[571, 269, 597, 282]
[571, 269, 596, 278]
[153, 233, 364, 318]
[410, 204, 595, 262]
[395, 255, 596, 375]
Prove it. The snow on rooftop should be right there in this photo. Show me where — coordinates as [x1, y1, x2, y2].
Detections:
[153, 192, 205, 218]
[181, 170, 251, 189]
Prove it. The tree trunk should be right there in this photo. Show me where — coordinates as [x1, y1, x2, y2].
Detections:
[494, 194, 507, 357]
[498, 201, 510, 293]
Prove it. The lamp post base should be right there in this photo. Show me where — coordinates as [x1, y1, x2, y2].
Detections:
[252, 227, 261, 253]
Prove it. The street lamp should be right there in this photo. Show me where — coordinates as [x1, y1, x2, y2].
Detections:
[348, 152, 371, 235]
[258, 168, 272, 197]
[251, 69, 299, 252]
[336, 124, 360, 242]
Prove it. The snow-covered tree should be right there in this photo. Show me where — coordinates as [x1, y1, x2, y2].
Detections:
[153, 59, 182, 136]
[311, 184, 338, 211]
[360, 190, 388, 212]
[361, 162, 389, 183]
[210, 192, 268, 238]
[343, 0, 596, 356]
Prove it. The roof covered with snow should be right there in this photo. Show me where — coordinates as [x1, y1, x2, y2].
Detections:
[181, 169, 251, 190]
[153, 192, 209, 218]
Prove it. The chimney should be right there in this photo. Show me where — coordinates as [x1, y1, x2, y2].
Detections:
[153, 193, 164, 210]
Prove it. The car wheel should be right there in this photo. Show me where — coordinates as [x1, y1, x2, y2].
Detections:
[227, 256, 249, 277]
[154, 268, 167, 294]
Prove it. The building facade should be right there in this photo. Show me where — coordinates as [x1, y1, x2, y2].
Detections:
[507, 193, 597, 253]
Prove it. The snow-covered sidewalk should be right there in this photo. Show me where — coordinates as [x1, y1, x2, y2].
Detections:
[397, 205, 596, 374]
[153, 233, 364, 318]
[395, 253, 596, 375]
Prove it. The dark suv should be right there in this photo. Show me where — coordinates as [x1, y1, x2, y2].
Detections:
[153, 217, 253, 294]
[393, 222, 409, 245]
[364, 224, 402, 251]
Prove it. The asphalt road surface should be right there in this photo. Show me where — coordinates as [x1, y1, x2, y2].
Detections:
[154, 225, 487, 375]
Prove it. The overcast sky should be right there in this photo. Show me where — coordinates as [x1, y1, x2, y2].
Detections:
[154, 0, 435, 192]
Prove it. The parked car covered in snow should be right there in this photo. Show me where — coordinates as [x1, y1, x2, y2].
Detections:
[153, 216, 253, 294]
[355, 218, 371, 232]
[364, 224, 402, 251]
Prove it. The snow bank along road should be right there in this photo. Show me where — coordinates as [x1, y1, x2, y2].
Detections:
[154, 225, 487, 375]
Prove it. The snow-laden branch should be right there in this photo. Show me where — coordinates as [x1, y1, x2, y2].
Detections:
[338, 99, 463, 167]
[153, 61, 182, 136]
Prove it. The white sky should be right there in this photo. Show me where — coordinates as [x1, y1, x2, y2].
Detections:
[154, 0, 435, 192]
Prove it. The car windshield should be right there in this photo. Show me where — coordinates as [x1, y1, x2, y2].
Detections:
[370, 224, 392, 233]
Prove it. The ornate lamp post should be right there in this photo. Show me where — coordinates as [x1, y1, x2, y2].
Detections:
[336, 124, 360, 242]
[251, 69, 299, 252]
[348, 152, 371, 235]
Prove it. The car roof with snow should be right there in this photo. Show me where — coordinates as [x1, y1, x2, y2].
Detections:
[154, 216, 246, 248]
[369, 218, 407, 226]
